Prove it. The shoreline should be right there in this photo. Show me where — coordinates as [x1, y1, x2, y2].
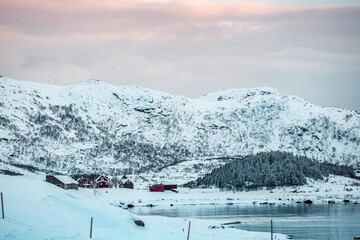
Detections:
[123, 199, 358, 209]
[82, 174, 360, 209]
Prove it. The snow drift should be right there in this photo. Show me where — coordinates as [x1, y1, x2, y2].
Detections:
[0, 175, 286, 240]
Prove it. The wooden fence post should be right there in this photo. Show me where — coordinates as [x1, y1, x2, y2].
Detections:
[1, 192, 4, 219]
[271, 220, 273, 240]
[90, 217, 93, 239]
[187, 221, 191, 240]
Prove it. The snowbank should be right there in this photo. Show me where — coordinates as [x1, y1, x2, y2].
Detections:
[0, 175, 286, 240]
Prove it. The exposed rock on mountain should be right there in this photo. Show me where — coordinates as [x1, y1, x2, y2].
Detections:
[0, 76, 359, 182]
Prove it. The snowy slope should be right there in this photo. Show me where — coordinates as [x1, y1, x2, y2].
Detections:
[0, 175, 286, 240]
[0, 76, 359, 181]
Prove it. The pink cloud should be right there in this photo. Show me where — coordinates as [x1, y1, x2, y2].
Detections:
[0, 0, 311, 36]
[0, 0, 359, 110]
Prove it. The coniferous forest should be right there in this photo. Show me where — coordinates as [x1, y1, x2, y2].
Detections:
[194, 151, 355, 189]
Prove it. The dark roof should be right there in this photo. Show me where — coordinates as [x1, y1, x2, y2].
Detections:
[95, 175, 109, 182]
[150, 184, 164, 187]
[52, 175, 78, 184]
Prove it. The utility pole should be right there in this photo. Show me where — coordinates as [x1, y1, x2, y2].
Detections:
[1, 192, 4, 219]
[271, 220, 273, 240]
[187, 221, 191, 240]
[90, 217, 93, 239]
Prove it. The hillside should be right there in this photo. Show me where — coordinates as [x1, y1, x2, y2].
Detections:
[0, 76, 359, 182]
[193, 151, 356, 189]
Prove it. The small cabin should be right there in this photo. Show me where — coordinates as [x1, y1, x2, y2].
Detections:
[119, 175, 134, 189]
[46, 175, 78, 190]
[149, 184, 164, 192]
[119, 179, 134, 189]
[95, 175, 110, 188]
[164, 183, 177, 191]
[119, 174, 134, 189]
[77, 177, 92, 188]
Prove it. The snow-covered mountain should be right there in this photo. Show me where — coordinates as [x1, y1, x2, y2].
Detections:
[0, 76, 359, 182]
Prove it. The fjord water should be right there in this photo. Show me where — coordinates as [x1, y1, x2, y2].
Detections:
[128, 203, 360, 240]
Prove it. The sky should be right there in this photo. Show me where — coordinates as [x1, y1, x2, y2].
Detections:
[0, 0, 359, 110]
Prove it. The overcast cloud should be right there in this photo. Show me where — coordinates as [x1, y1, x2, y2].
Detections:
[0, 0, 359, 110]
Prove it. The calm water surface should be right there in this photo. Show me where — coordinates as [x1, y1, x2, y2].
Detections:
[128, 203, 360, 240]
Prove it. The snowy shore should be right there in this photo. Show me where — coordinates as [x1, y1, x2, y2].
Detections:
[84, 175, 360, 208]
[0, 175, 287, 240]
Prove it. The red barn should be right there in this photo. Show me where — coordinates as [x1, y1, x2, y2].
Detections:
[164, 184, 177, 191]
[95, 175, 110, 188]
[149, 184, 164, 192]
[120, 179, 134, 189]
[119, 174, 134, 189]
[77, 177, 92, 188]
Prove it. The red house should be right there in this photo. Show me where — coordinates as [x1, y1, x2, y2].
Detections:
[95, 175, 110, 188]
[120, 179, 134, 189]
[164, 184, 177, 191]
[77, 177, 92, 188]
[119, 175, 134, 189]
[149, 184, 164, 192]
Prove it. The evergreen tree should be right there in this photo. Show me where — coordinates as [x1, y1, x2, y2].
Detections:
[195, 151, 355, 189]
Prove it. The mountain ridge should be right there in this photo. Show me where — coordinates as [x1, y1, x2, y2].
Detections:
[0, 76, 359, 183]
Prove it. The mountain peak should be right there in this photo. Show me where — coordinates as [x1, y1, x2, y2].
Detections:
[198, 87, 280, 102]
[85, 78, 105, 84]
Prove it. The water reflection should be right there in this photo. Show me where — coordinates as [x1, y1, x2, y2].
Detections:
[128, 203, 360, 240]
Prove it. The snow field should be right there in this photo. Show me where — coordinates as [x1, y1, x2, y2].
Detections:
[0, 175, 287, 240]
